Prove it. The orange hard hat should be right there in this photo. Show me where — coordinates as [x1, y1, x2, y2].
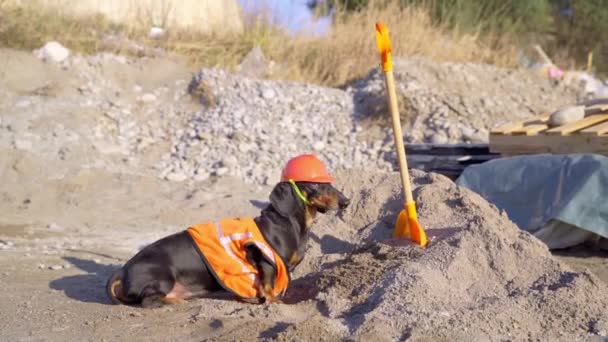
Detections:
[280, 154, 335, 183]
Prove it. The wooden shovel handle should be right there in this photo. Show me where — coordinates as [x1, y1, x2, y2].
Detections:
[376, 21, 414, 204]
[384, 70, 414, 204]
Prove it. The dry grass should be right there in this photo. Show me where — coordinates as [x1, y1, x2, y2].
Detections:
[264, 2, 519, 86]
[0, 1, 519, 87]
[0, 1, 119, 54]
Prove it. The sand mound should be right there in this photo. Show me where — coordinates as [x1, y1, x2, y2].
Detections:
[267, 169, 608, 341]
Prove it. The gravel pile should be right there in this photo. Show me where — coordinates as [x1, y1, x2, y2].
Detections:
[1, 46, 589, 186]
[157, 69, 395, 185]
[157, 57, 586, 184]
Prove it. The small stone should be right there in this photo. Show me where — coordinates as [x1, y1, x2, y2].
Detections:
[221, 156, 239, 168]
[140, 93, 157, 103]
[194, 170, 210, 182]
[261, 88, 275, 100]
[148, 27, 166, 39]
[133, 85, 143, 93]
[198, 132, 212, 141]
[238, 142, 252, 153]
[459, 125, 475, 140]
[429, 133, 448, 144]
[34, 41, 70, 63]
[166, 172, 188, 182]
[47, 223, 63, 231]
[49, 265, 62, 271]
[215, 167, 229, 176]
[548, 105, 585, 127]
[38, 264, 46, 269]
[313, 141, 325, 151]
[468, 129, 489, 143]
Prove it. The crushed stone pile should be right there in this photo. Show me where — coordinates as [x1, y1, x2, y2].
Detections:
[247, 169, 608, 341]
[158, 68, 393, 185]
[348, 58, 586, 144]
[160, 59, 586, 184]
[1, 48, 588, 185]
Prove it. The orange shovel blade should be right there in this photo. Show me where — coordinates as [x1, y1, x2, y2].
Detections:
[394, 202, 428, 247]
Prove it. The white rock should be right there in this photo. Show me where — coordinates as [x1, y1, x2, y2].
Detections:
[313, 141, 325, 151]
[133, 85, 143, 93]
[140, 93, 157, 103]
[48, 265, 62, 271]
[261, 88, 276, 100]
[459, 125, 475, 140]
[34, 41, 70, 63]
[548, 105, 585, 127]
[429, 133, 448, 144]
[47, 223, 64, 231]
[222, 156, 239, 167]
[238, 142, 253, 153]
[166, 172, 188, 182]
[194, 170, 210, 182]
[216, 167, 229, 176]
[149, 27, 166, 40]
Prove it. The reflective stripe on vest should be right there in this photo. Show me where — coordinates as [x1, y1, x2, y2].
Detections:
[187, 217, 289, 300]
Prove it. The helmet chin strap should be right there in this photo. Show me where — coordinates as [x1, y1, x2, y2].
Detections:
[288, 179, 311, 206]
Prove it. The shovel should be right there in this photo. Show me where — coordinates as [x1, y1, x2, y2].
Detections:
[375, 21, 427, 247]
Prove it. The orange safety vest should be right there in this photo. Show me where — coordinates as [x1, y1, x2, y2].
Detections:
[187, 217, 289, 301]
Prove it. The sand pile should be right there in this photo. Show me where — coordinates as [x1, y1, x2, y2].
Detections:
[262, 169, 608, 341]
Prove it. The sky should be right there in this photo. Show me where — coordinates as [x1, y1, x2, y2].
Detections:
[238, 0, 332, 36]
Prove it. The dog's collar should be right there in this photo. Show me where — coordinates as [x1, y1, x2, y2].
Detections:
[288, 179, 311, 206]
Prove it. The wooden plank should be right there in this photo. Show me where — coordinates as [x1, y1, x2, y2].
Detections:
[545, 114, 608, 135]
[509, 117, 549, 136]
[489, 114, 549, 135]
[489, 134, 608, 155]
[580, 121, 608, 136]
[511, 124, 548, 136]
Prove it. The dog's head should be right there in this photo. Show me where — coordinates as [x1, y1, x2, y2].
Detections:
[268, 181, 350, 222]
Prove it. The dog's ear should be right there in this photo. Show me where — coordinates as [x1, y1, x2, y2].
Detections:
[269, 182, 301, 217]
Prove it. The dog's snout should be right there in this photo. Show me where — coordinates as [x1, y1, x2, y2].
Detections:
[339, 197, 350, 209]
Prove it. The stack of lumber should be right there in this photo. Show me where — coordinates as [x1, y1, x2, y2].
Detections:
[489, 104, 608, 156]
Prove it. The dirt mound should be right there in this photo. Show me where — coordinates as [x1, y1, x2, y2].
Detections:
[193, 169, 608, 341]
[292, 169, 608, 341]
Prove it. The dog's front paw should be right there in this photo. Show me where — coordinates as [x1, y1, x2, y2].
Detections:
[258, 283, 281, 304]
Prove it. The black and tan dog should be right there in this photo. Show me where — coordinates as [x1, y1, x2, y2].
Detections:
[106, 179, 349, 308]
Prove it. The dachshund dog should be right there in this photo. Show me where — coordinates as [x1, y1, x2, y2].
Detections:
[106, 181, 349, 308]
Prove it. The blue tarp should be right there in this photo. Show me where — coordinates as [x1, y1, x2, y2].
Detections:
[456, 153, 608, 249]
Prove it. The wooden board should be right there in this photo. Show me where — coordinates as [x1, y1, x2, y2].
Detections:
[545, 114, 608, 135]
[490, 114, 549, 135]
[490, 134, 608, 155]
[489, 111, 608, 156]
[580, 121, 608, 136]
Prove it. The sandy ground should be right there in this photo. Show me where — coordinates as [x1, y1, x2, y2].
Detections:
[2, 154, 607, 341]
[1, 48, 607, 341]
